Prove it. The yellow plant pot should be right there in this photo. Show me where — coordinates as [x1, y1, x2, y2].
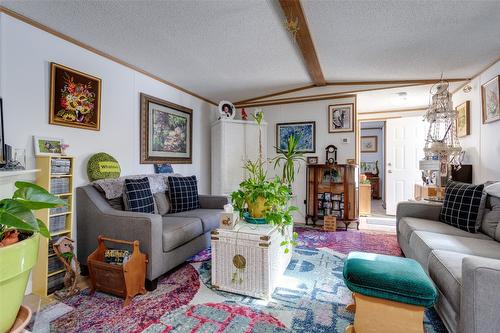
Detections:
[247, 196, 267, 218]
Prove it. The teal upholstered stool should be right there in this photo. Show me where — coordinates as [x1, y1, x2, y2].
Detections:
[343, 252, 437, 333]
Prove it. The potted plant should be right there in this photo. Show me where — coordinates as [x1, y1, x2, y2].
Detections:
[0, 181, 66, 333]
[230, 111, 298, 252]
[272, 133, 306, 191]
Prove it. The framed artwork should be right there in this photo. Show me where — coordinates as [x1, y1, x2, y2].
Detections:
[361, 136, 378, 153]
[482, 75, 500, 124]
[33, 136, 64, 156]
[360, 161, 379, 174]
[49, 63, 102, 131]
[456, 101, 470, 137]
[140, 93, 192, 164]
[276, 121, 316, 153]
[328, 103, 354, 133]
[307, 156, 318, 165]
[218, 100, 236, 120]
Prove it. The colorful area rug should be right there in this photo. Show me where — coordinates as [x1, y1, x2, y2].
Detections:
[42, 228, 444, 332]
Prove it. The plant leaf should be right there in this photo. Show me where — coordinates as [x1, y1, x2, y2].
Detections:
[37, 218, 50, 238]
[13, 181, 67, 209]
[0, 199, 38, 231]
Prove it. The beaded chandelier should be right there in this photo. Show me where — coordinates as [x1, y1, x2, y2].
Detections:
[423, 80, 462, 165]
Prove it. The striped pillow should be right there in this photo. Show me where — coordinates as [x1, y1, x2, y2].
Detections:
[439, 181, 486, 233]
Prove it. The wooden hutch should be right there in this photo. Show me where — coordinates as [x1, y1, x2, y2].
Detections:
[305, 164, 359, 230]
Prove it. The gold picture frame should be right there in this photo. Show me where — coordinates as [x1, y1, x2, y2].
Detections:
[49, 63, 102, 131]
[328, 103, 355, 133]
[140, 93, 193, 164]
[456, 101, 470, 137]
[361, 136, 378, 153]
[481, 75, 500, 124]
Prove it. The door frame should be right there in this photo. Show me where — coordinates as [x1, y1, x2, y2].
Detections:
[356, 119, 388, 205]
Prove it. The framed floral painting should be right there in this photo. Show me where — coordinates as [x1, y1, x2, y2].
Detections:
[140, 93, 192, 164]
[482, 76, 500, 124]
[456, 101, 470, 137]
[49, 63, 102, 130]
[361, 136, 378, 153]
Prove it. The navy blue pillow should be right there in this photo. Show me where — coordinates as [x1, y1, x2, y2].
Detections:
[123, 178, 155, 213]
[167, 176, 200, 213]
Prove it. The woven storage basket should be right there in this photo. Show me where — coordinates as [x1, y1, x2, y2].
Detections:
[211, 222, 292, 300]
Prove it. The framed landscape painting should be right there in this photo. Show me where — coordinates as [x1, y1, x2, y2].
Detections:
[49, 63, 101, 131]
[456, 101, 470, 137]
[482, 75, 500, 124]
[361, 136, 378, 153]
[328, 103, 354, 133]
[276, 121, 316, 153]
[33, 136, 64, 156]
[140, 93, 192, 164]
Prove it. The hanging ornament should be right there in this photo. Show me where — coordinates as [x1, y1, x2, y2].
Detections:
[422, 79, 462, 184]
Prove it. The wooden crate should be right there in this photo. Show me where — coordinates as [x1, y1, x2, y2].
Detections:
[88, 236, 147, 306]
[323, 216, 337, 231]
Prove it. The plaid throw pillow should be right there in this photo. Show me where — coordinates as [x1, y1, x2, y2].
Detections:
[123, 178, 155, 213]
[167, 176, 200, 213]
[439, 181, 486, 233]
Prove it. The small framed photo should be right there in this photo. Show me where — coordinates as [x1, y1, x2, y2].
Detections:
[33, 136, 64, 156]
[481, 76, 500, 124]
[218, 100, 236, 120]
[456, 101, 470, 137]
[328, 103, 354, 133]
[307, 156, 318, 165]
[324, 192, 331, 201]
[361, 136, 378, 153]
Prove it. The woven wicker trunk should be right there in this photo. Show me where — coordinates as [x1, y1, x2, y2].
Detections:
[211, 222, 293, 300]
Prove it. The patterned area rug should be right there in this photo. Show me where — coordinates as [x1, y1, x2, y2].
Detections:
[45, 228, 445, 332]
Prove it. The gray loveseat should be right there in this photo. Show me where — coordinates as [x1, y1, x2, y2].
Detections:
[397, 188, 500, 333]
[76, 184, 228, 290]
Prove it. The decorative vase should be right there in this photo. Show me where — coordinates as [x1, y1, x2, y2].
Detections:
[247, 196, 267, 219]
[0, 234, 39, 333]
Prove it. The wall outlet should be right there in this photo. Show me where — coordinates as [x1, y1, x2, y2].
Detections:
[342, 137, 349, 144]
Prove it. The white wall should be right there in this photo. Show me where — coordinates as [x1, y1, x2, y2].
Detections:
[452, 60, 500, 183]
[0, 14, 216, 193]
[261, 97, 357, 222]
[360, 125, 384, 200]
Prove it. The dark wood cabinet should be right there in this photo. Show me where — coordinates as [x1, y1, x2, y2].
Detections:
[305, 164, 359, 230]
[365, 173, 380, 199]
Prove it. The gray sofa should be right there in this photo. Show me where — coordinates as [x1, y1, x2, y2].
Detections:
[397, 191, 500, 333]
[76, 185, 228, 290]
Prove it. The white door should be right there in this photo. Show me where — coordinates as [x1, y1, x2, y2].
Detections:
[385, 117, 427, 215]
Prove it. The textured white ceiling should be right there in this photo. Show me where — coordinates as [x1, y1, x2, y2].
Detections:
[356, 82, 464, 113]
[302, 0, 500, 82]
[2, 0, 499, 103]
[1, 0, 309, 103]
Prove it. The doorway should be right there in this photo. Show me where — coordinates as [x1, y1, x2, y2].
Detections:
[359, 121, 388, 219]
[357, 116, 428, 228]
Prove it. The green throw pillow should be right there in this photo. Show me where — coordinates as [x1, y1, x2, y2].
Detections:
[87, 152, 121, 181]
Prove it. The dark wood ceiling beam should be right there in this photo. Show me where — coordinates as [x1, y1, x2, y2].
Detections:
[278, 0, 326, 86]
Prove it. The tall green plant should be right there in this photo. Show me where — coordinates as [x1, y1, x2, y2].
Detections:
[0, 181, 67, 240]
[230, 111, 298, 253]
[273, 134, 306, 188]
